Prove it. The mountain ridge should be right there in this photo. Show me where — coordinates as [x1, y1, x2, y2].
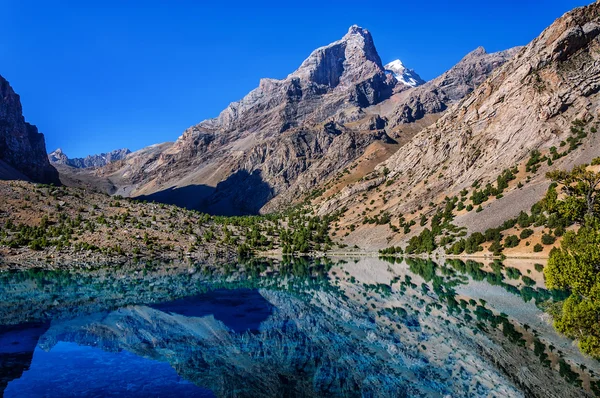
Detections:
[55, 26, 517, 216]
[48, 147, 131, 169]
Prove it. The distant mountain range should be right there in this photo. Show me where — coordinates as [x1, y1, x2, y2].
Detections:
[48, 148, 131, 169]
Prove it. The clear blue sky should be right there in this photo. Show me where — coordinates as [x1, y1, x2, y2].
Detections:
[1, 0, 591, 157]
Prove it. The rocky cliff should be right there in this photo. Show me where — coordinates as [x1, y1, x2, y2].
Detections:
[198, 25, 395, 137]
[0, 75, 59, 184]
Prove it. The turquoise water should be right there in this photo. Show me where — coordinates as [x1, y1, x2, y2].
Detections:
[0, 257, 598, 397]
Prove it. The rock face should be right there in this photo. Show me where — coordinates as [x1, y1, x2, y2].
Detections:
[318, 2, 600, 248]
[383, 2, 600, 197]
[74, 26, 515, 214]
[199, 25, 395, 135]
[47, 148, 69, 165]
[0, 75, 59, 184]
[48, 148, 131, 168]
[380, 47, 521, 129]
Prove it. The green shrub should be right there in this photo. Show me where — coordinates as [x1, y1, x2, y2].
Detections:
[541, 234, 556, 245]
[534, 263, 544, 272]
[520, 229, 534, 239]
[504, 235, 520, 248]
[488, 240, 503, 255]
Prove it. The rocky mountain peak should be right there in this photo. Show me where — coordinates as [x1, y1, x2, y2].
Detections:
[467, 46, 487, 57]
[384, 59, 426, 87]
[346, 24, 369, 37]
[196, 25, 394, 134]
[291, 24, 384, 88]
[48, 148, 69, 164]
[384, 59, 406, 69]
[316, 0, 600, 247]
[74, 24, 518, 215]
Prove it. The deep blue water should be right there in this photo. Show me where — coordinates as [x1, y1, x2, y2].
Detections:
[0, 288, 274, 398]
[151, 288, 273, 333]
[5, 342, 213, 398]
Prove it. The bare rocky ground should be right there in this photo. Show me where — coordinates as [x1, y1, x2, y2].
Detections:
[314, 141, 581, 254]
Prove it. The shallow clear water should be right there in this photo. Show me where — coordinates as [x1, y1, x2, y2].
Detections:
[0, 257, 598, 397]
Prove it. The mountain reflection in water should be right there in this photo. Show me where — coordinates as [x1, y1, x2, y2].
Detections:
[0, 257, 598, 397]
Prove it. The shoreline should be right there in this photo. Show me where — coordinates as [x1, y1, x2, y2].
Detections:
[0, 250, 549, 272]
[259, 250, 549, 261]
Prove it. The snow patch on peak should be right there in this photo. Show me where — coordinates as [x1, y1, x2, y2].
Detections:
[384, 59, 425, 88]
[385, 59, 405, 69]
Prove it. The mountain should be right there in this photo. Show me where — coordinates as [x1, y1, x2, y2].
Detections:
[198, 25, 395, 134]
[316, 2, 600, 249]
[375, 47, 521, 131]
[60, 26, 515, 215]
[384, 59, 425, 87]
[0, 75, 59, 184]
[47, 148, 69, 165]
[48, 148, 131, 168]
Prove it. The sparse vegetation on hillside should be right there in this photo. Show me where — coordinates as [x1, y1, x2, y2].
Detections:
[0, 181, 345, 269]
[442, 157, 600, 359]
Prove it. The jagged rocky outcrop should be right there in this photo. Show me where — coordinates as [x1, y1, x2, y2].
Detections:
[198, 25, 395, 135]
[48, 148, 130, 168]
[68, 26, 401, 212]
[0, 75, 59, 184]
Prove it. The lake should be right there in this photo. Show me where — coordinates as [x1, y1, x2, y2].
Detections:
[0, 257, 598, 397]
